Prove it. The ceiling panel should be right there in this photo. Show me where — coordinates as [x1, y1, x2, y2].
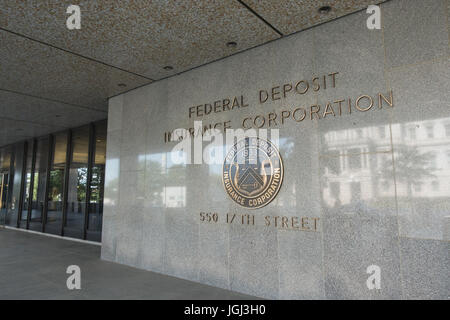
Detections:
[0, 30, 151, 111]
[242, 0, 387, 36]
[0, 89, 107, 127]
[0, 0, 280, 80]
[0, 89, 107, 146]
[0, 117, 65, 147]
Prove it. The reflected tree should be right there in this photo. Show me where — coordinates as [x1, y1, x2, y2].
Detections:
[147, 160, 166, 206]
[77, 167, 87, 201]
[383, 145, 436, 197]
[90, 166, 104, 203]
[49, 169, 63, 201]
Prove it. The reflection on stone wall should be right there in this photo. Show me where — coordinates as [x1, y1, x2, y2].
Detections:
[321, 117, 450, 241]
[103, 0, 450, 300]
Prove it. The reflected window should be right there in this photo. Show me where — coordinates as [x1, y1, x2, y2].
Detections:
[330, 182, 341, 205]
[167, 150, 187, 168]
[408, 127, 416, 140]
[431, 181, 439, 192]
[356, 129, 363, 139]
[348, 149, 362, 170]
[165, 186, 186, 207]
[413, 183, 422, 193]
[378, 154, 389, 169]
[426, 125, 434, 139]
[327, 150, 341, 175]
[46, 132, 67, 235]
[350, 182, 361, 203]
[379, 126, 386, 139]
[428, 151, 437, 168]
[445, 124, 450, 137]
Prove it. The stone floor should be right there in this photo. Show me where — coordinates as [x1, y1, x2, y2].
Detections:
[0, 227, 257, 300]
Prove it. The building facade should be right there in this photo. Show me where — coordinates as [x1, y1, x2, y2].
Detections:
[0, 0, 449, 300]
[100, 0, 450, 299]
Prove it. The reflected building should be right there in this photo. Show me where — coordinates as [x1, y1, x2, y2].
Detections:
[322, 117, 450, 240]
[322, 119, 450, 205]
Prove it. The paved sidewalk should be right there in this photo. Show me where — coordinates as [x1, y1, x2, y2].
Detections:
[0, 228, 257, 300]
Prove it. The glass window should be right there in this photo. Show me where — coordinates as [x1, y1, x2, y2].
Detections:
[86, 121, 107, 242]
[64, 126, 89, 239]
[6, 143, 24, 227]
[20, 141, 33, 229]
[46, 132, 67, 235]
[0, 174, 7, 224]
[2, 120, 107, 242]
[29, 137, 49, 231]
[0, 147, 12, 225]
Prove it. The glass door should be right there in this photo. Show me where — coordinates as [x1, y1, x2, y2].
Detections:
[0, 173, 9, 225]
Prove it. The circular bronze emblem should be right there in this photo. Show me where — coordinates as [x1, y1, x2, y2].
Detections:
[222, 137, 283, 209]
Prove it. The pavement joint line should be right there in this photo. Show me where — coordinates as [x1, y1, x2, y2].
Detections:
[3, 226, 102, 246]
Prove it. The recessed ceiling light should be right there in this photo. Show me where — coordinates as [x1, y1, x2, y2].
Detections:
[318, 6, 332, 14]
[118, 83, 127, 88]
[226, 41, 237, 48]
[163, 65, 173, 71]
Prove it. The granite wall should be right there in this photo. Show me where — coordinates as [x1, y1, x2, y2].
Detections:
[102, 0, 449, 299]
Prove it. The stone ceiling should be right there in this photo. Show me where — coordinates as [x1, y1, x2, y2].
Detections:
[0, 0, 386, 146]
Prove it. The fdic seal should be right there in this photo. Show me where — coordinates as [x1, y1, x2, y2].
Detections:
[223, 137, 283, 209]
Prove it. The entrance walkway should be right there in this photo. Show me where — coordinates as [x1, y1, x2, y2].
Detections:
[0, 228, 257, 300]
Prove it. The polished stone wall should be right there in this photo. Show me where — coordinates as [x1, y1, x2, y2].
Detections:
[102, 0, 449, 299]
